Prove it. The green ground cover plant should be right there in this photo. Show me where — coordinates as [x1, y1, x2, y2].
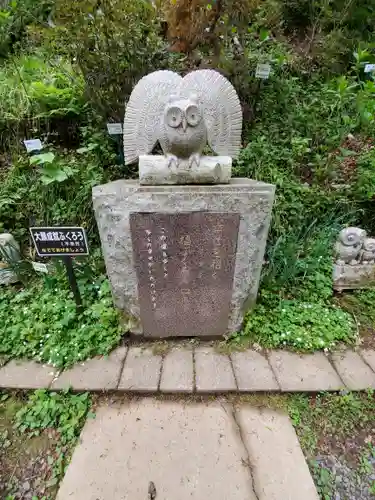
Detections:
[0, 262, 122, 369]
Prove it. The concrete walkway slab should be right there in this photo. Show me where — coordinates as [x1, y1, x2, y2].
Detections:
[268, 351, 343, 391]
[360, 349, 375, 372]
[0, 360, 55, 389]
[119, 347, 162, 392]
[236, 407, 319, 500]
[160, 347, 194, 393]
[195, 347, 236, 392]
[331, 349, 375, 390]
[231, 350, 279, 391]
[57, 399, 257, 500]
[51, 347, 128, 391]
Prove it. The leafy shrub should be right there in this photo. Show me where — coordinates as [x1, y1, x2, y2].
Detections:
[0, 133, 118, 245]
[45, 0, 175, 119]
[0, 0, 53, 59]
[0, 54, 86, 150]
[0, 271, 122, 368]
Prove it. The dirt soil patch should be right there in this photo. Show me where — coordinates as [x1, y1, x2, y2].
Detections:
[1, 394, 63, 499]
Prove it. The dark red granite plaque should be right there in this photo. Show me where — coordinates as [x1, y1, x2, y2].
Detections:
[129, 212, 240, 337]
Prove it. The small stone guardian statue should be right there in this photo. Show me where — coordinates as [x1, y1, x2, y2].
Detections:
[123, 69, 242, 185]
[333, 227, 375, 290]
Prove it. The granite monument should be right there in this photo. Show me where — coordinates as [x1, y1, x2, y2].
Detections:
[93, 69, 275, 337]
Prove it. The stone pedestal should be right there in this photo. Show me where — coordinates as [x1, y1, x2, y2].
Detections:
[92, 178, 275, 337]
[333, 263, 375, 291]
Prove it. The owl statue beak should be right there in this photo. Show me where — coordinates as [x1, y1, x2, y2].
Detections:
[182, 117, 187, 132]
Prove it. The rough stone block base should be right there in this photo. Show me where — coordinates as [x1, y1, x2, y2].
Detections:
[333, 263, 375, 291]
[92, 178, 275, 337]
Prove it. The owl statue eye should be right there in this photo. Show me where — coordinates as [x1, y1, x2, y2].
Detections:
[186, 105, 201, 126]
[166, 107, 182, 128]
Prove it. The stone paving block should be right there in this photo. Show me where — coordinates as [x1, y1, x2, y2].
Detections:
[236, 407, 319, 500]
[231, 350, 279, 391]
[195, 346, 236, 392]
[51, 347, 128, 391]
[57, 399, 257, 500]
[331, 350, 375, 390]
[160, 347, 193, 393]
[360, 349, 375, 373]
[268, 351, 342, 391]
[0, 360, 56, 389]
[119, 347, 162, 392]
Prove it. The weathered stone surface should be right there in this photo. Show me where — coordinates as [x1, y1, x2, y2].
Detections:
[195, 347, 236, 392]
[130, 212, 239, 337]
[0, 360, 55, 389]
[331, 350, 375, 389]
[139, 155, 232, 185]
[160, 348, 194, 393]
[268, 351, 342, 391]
[236, 407, 319, 500]
[92, 178, 275, 336]
[118, 347, 162, 391]
[360, 349, 375, 372]
[231, 350, 279, 391]
[51, 347, 127, 391]
[333, 263, 375, 291]
[57, 399, 257, 500]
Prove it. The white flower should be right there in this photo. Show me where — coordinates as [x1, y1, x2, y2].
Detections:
[296, 337, 302, 342]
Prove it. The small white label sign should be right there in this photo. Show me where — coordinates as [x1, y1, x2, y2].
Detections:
[32, 262, 48, 273]
[107, 123, 123, 135]
[255, 63, 271, 79]
[24, 139, 43, 152]
[364, 64, 375, 73]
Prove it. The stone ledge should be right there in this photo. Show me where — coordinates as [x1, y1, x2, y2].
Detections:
[1, 346, 375, 394]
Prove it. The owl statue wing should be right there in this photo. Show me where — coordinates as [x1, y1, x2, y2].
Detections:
[123, 71, 182, 165]
[179, 70, 242, 158]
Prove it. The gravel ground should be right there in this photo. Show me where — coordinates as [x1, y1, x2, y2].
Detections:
[316, 455, 375, 500]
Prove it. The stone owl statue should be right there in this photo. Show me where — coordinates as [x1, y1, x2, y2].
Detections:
[360, 238, 375, 263]
[335, 227, 366, 264]
[123, 70, 242, 167]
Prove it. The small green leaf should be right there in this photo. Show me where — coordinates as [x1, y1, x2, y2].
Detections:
[30, 152, 55, 165]
[259, 28, 269, 42]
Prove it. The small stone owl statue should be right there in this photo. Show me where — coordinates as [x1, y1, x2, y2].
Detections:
[123, 70, 242, 167]
[335, 227, 366, 265]
[360, 238, 375, 263]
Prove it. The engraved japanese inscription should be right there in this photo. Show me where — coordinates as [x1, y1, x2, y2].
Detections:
[130, 212, 240, 337]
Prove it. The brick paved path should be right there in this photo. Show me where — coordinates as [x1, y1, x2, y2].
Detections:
[1, 344, 375, 393]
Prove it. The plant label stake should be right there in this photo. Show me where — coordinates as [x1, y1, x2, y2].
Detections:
[29, 226, 89, 312]
[255, 63, 271, 79]
[23, 139, 43, 153]
[107, 122, 124, 164]
[364, 64, 375, 73]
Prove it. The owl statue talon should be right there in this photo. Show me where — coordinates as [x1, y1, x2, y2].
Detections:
[188, 153, 201, 169]
[166, 154, 179, 169]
